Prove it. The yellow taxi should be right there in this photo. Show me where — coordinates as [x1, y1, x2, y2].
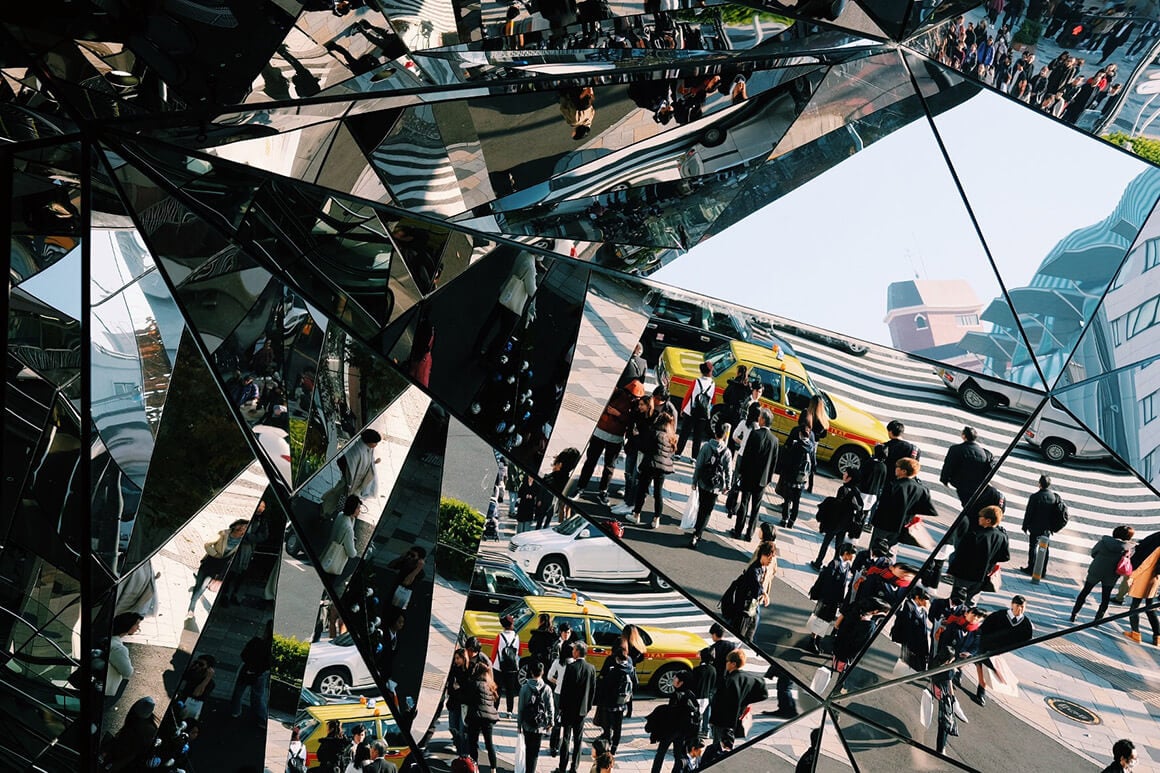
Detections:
[295, 700, 411, 769]
[461, 595, 705, 695]
[657, 340, 886, 473]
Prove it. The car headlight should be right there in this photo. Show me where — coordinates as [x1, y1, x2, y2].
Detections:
[516, 544, 544, 552]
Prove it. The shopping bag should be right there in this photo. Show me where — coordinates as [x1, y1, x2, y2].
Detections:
[982, 565, 1003, 593]
[680, 490, 699, 532]
[735, 705, 754, 738]
[810, 666, 832, 694]
[806, 614, 834, 637]
[985, 656, 1020, 697]
[178, 696, 204, 720]
[513, 730, 527, 773]
[899, 517, 936, 550]
[391, 585, 413, 609]
[1115, 551, 1133, 577]
[919, 689, 934, 728]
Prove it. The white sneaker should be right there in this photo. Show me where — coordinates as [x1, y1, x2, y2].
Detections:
[952, 698, 969, 723]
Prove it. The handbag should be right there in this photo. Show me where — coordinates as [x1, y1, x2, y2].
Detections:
[392, 585, 413, 609]
[680, 490, 699, 532]
[735, 705, 754, 737]
[984, 655, 1020, 697]
[982, 565, 1003, 593]
[320, 541, 348, 575]
[899, 517, 936, 550]
[1115, 551, 1133, 577]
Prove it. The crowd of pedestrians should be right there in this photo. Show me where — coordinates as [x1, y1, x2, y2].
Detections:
[924, 4, 1160, 129]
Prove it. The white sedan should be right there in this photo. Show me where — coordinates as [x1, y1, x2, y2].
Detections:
[303, 633, 377, 696]
[508, 516, 670, 590]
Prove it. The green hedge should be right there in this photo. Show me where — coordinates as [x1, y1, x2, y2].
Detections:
[1013, 19, 1043, 45]
[271, 633, 310, 687]
[436, 497, 484, 582]
[1104, 133, 1160, 166]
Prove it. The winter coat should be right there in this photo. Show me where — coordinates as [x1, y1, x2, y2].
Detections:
[1024, 487, 1064, 535]
[977, 611, 1033, 654]
[940, 440, 994, 495]
[694, 438, 732, 494]
[776, 427, 815, 495]
[737, 427, 778, 490]
[1127, 546, 1160, 601]
[640, 426, 676, 474]
[595, 657, 637, 710]
[467, 679, 500, 725]
[1086, 535, 1132, 585]
[833, 615, 876, 663]
[871, 476, 936, 534]
[810, 559, 852, 606]
[594, 380, 646, 439]
[948, 525, 1010, 582]
[710, 670, 767, 729]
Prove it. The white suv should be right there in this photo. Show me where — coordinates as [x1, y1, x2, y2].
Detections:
[509, 516, 670, 590]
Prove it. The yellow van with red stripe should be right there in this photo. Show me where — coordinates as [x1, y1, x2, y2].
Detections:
[657, 340, 886, 474]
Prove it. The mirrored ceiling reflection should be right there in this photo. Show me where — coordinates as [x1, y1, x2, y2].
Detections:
[922, 71, 1159, 389]
[904, 4, 1160, 159]
[10, 142, 83, 286]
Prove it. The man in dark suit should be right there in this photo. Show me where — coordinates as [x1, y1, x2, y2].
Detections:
[940, 426, 994, 505]
[948, 505, 1011, 605]
[733, 408, 778, 541]
[709, 650, 768, 752]
[972, 594, 1033, 707]
[870, 458, 937, 546]
[557, 641, 596, 773]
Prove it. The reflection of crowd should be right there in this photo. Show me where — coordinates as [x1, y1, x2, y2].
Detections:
[928, 8, 1159, 127]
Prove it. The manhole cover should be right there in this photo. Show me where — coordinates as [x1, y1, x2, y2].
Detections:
[1045, 696, 1102, 725]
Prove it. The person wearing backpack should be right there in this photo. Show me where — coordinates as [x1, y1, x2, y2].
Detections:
[1020, 475, 1067, 578]
[594, 640, 638, 754]
[315, 720, 352, 773]
[810, 471, 863, 570]
[1072, 525, 1135, 623]
[492, 615, 521, 716]
[285, 725, 307, 773]
[518, 660, 555, 773]
[776, 418, 815, 529]
[719, 542, 774, 639]
[676, 360, 715, 460]
[650, 669, 700, 773]
[466, 661, 500, 772]
[690, 421, 733, 548]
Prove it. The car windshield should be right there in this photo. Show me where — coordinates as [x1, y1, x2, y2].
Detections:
[553, 516, 588, 536]
[703, 344, 736, 377]
[502, 602, 534, 631]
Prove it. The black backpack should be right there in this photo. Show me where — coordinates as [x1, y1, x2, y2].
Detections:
[691, 381, 713, 422]
[522, 683, 554, 730]
[698, 445, 730, 492]
[1049, 495, 1069, 532]
[498, 631, 520, 672]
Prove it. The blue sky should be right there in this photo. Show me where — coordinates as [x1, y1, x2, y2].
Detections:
[655, 88, 1148, 347]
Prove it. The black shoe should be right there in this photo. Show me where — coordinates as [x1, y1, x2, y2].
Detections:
[809, 560, 822, 571]
[974, 688, 987, 707]
[768, 707, 798, 719]
[1018, 567, 1032, 575]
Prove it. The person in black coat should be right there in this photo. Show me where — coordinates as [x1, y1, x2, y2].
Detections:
[651, 670, 700, 773]
[971, 595, 1033, 706]
[733, 408, 778, 541]
[858, 446, 888, 519]
[832, 598, 889, 669]
[633, 411, 677, 529]
[709, 650, 768, 752]
[871, 458, 937, 546]
[811, 471, 863, 569]
[1021, 475, 1065, 576]
[1101, 738, 1138, 772]
[877, 420, 921, 499]
[689, 648, 717, 741]
[558, 641, 597, 773]
[939, 426, 994, 505]
[949, 506, 1011, 604]
[891, 586, 931, 672]
[807, 543, 857, 652]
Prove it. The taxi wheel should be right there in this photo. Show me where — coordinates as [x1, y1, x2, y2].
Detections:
[833, 446, 868, 476]
[1042, 439, 1072, 464]
[314, 667, 352, 696]
[517, 660, 532, 686]
[652, 664, 683, 696]
[649, 572, 672, 591]
[537, 557, 569, 587]
[701, 126, 727, 147]
[960, 384, 994, 412]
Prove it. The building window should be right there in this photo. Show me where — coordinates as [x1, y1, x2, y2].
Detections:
[1146, 448, 1158, 482]
[1123, 295, 1160, 341]
[1146, 239, 1160, 271]
[1144, 392, 1157, 425]
[113, 382, 137, 395]
[914, 314, 928, 330]
[956, 313, 979, 326]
